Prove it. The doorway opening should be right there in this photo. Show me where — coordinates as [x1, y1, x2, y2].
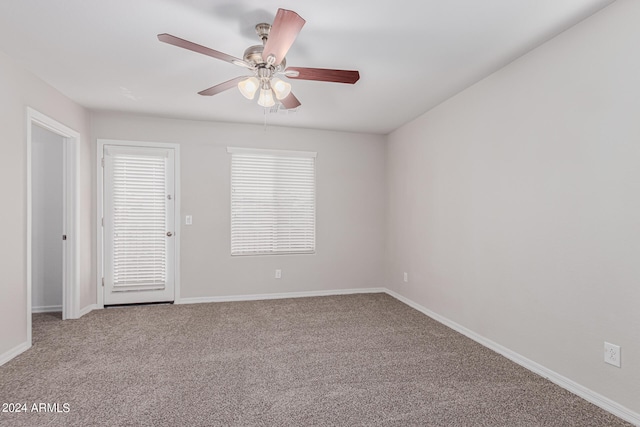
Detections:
[31, 125, 64, 314]
[27, 108, 80, 346]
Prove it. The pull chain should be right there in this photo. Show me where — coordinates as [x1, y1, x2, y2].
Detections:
[263, 107, 268, 131]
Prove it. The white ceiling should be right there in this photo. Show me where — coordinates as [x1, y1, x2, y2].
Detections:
[0, 0, 614, 134]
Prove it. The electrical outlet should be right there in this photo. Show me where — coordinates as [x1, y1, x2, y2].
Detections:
[403, 272, 408, 283]
[185, 215, 192, 225]
[275, 269, 282, 279]
[604, 342, 621, 368]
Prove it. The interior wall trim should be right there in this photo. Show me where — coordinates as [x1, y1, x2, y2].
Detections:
[177, 288, 387, 305]
[0, 342, 30, 367]
[79, 304, 100, 318]
[7, 285, 637, 426]
[385, 289, 640, 427]
[31, 305, 63, 313]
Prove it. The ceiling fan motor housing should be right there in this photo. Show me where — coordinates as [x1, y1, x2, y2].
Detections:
[243, 44, 286, 78]
[243, 45, 265, 65]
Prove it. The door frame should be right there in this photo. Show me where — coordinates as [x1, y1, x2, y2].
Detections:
[26, 107, 81, 341]
[96, 139, 181, 307]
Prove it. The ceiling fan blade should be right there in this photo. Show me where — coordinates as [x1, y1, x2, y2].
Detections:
[262, 9, 305, 66]
[157, 33, 253, 69]
[280, 92, 301, 109]
[198, 76, 247, 96]
[284, 67, 360, 84]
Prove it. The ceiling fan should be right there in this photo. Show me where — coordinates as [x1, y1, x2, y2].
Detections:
[158, 8, 360, 110]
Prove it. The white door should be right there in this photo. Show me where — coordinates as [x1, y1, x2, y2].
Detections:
[103, 145, 175, 305]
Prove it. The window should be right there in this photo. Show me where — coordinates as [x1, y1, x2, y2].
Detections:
[228, 147, 316, 256]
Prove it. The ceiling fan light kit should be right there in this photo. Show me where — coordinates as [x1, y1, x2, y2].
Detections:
[158, 8, 360, 111]
[270, 78, 292, 100]
[237, 77, 259, 100]
[257, 85, 276, 108]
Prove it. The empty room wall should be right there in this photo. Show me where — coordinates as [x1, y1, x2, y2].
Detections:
[0, 50, 91, 361]
[91, 112, 387, 301]
[31, 125, 64, 312]
[387, 0, 639, 415]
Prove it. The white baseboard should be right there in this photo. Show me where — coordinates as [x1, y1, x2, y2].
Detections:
[32, 305, 62, 313]
[24, 286, 638, 424]
[0, 341, 31, 367]
[79, 304, 99, 318]
[177, 287, 387, 305]
[384, 289, 640, 427]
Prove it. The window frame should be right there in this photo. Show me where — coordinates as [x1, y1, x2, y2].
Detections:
[227, 147, 317, 256]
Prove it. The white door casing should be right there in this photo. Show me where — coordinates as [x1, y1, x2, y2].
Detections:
[102, 144, 176, 305]
[26, 107, 81, 338]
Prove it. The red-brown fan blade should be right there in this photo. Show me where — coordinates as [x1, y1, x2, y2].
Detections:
[198, 76, 247, 96]
[262, 9, 305, 66]
[280, 92, 301, 109]
[158, 33, 252, 69]
[285, 67, 360, 84]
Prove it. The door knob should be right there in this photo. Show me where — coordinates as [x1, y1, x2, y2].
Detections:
[166, 232, 173, 237]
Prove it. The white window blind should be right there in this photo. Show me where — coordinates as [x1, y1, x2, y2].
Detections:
[109, 149, 168, 289]
[228, 147, 316, 256]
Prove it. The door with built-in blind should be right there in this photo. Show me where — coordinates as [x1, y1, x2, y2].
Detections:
[103, 145, 175, 305]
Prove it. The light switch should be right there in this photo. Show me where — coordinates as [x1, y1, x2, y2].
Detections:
[185, 215, 193, 225]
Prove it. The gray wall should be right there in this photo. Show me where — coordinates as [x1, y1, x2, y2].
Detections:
[31, 125, 64, 311]
[0, 49, 90, 359]
[387, 0, 640, 414]
[91, 113, 387, 300]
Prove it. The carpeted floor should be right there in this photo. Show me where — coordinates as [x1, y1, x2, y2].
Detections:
[0, 293, 632, 426]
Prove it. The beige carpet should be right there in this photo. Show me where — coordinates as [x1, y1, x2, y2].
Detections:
[0, 293, 631, 426]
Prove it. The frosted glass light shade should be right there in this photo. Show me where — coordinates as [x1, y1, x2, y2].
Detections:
[257, 88, 276, 107]
[271, 78, 292, 100]
[238, 77, 259, 100]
